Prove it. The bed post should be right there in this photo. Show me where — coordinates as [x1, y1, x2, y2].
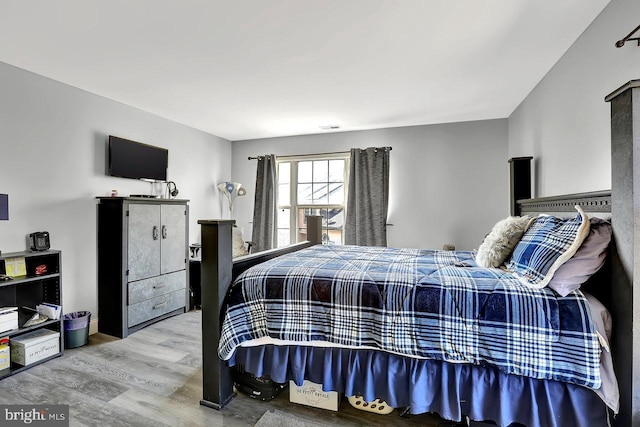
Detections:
[508, 156, 533, 216]
[197, 219, 236, 410]
[198, 215, 322, 410]
[306, 215, 322, 245]
[605, 79, 640, 427]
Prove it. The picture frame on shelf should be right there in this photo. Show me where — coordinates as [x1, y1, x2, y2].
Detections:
[4, 257, 26, 278]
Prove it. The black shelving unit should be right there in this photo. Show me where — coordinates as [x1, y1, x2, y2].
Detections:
[0, 250, 63, 378]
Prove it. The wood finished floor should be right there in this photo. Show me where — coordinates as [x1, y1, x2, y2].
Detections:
[0, 311, 458, 427]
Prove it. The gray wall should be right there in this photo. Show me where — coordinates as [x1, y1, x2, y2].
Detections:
[231, 119, 509, 251]
[5, 0, 631, 331]
[508, 1, 640, 423]
[0, 62, 231, 326]
[509, 0, 640, 196]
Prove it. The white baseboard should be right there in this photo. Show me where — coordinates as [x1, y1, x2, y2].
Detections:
[89, 318, 99, 335]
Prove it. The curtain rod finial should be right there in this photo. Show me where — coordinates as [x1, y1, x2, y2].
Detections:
[615, 23, 640, 48]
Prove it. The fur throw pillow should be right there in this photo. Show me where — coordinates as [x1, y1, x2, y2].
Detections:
[475, 216, 533, 268]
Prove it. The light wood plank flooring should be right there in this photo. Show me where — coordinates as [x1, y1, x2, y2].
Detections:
[0, 311, 459, 426]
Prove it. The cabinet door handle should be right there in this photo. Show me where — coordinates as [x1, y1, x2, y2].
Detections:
[153, 226, 159, 240]
[153, 284, 165, 289]
[153, 301, 168, 310]
[162, 225, 167, 239]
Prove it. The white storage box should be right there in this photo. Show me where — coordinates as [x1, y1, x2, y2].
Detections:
[10, 329, 60, 366]
[0, 310, 18, 334]
[289, 380, 339, 411]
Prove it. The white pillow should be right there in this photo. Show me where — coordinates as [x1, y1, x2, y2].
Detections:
[475, 216, 533, 268]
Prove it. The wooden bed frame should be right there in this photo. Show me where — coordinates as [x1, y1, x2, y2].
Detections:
[197, 216, 323, 409]
[197, 80, 640, 426]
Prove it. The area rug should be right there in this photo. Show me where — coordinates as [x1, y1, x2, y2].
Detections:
[254, 409, 331, 427]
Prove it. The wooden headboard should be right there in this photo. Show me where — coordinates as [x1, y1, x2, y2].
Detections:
[518, 190, 611, 217]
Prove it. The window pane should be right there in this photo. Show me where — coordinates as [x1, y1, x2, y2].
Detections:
[297, 208, 307, 230]
[328, 183, 344, 204]
[277, 208, 290, 228]
[298, 207, 344, 245]
[298, 161, 313, 183]
[277, 230, 290, 247]
[297, 183, 313, 204]
[286, 157, 347, 246]
[312, 183, 328, 204]
[327, 229, 342, 245]
[313, 160, 329, 182]
[297, 208, 310, 243]
[277, 208, 291, 248]
[278, 162, 290, 184]
[329, 160, 344, 182]
[278, 183, 290, 205]
[327, 208, 344, 229]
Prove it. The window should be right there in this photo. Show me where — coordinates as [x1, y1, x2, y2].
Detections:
[276, 154, 349, 247]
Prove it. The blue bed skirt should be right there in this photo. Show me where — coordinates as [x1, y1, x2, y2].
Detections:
[229, 345, 610, 427]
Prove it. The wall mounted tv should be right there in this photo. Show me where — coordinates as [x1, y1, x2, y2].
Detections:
[107, 136, 168, 181]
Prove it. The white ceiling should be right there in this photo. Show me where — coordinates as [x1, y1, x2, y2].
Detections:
[0, 1, 609, 141]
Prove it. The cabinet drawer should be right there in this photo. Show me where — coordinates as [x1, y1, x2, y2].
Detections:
[127, 289, 186, 327]
[128, 271, 186, 305]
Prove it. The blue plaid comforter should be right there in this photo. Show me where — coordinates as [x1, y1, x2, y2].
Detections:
[219, 245, 602, 389]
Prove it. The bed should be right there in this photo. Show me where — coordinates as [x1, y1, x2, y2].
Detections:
[200, 196, 617, 427]
[198, 80, 640, 427]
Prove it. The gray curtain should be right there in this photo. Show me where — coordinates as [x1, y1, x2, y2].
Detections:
[251, 154, 277, 252]
[345, 147, 390, 246]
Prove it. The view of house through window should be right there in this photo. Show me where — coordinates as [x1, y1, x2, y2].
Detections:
[276, 154, 348, 247]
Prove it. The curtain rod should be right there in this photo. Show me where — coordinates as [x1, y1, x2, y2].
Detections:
[616, 23, 640, 47]
[248, 147, 392, 160]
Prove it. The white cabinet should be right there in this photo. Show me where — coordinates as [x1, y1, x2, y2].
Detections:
[97, 197, 189, 338]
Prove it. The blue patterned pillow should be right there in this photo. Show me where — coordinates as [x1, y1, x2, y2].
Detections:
[506, 206, 590, 288]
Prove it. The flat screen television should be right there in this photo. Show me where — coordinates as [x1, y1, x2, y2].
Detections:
[107, 136, 168, 181]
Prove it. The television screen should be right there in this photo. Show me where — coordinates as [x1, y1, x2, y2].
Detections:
[108, 136, 168, 181]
